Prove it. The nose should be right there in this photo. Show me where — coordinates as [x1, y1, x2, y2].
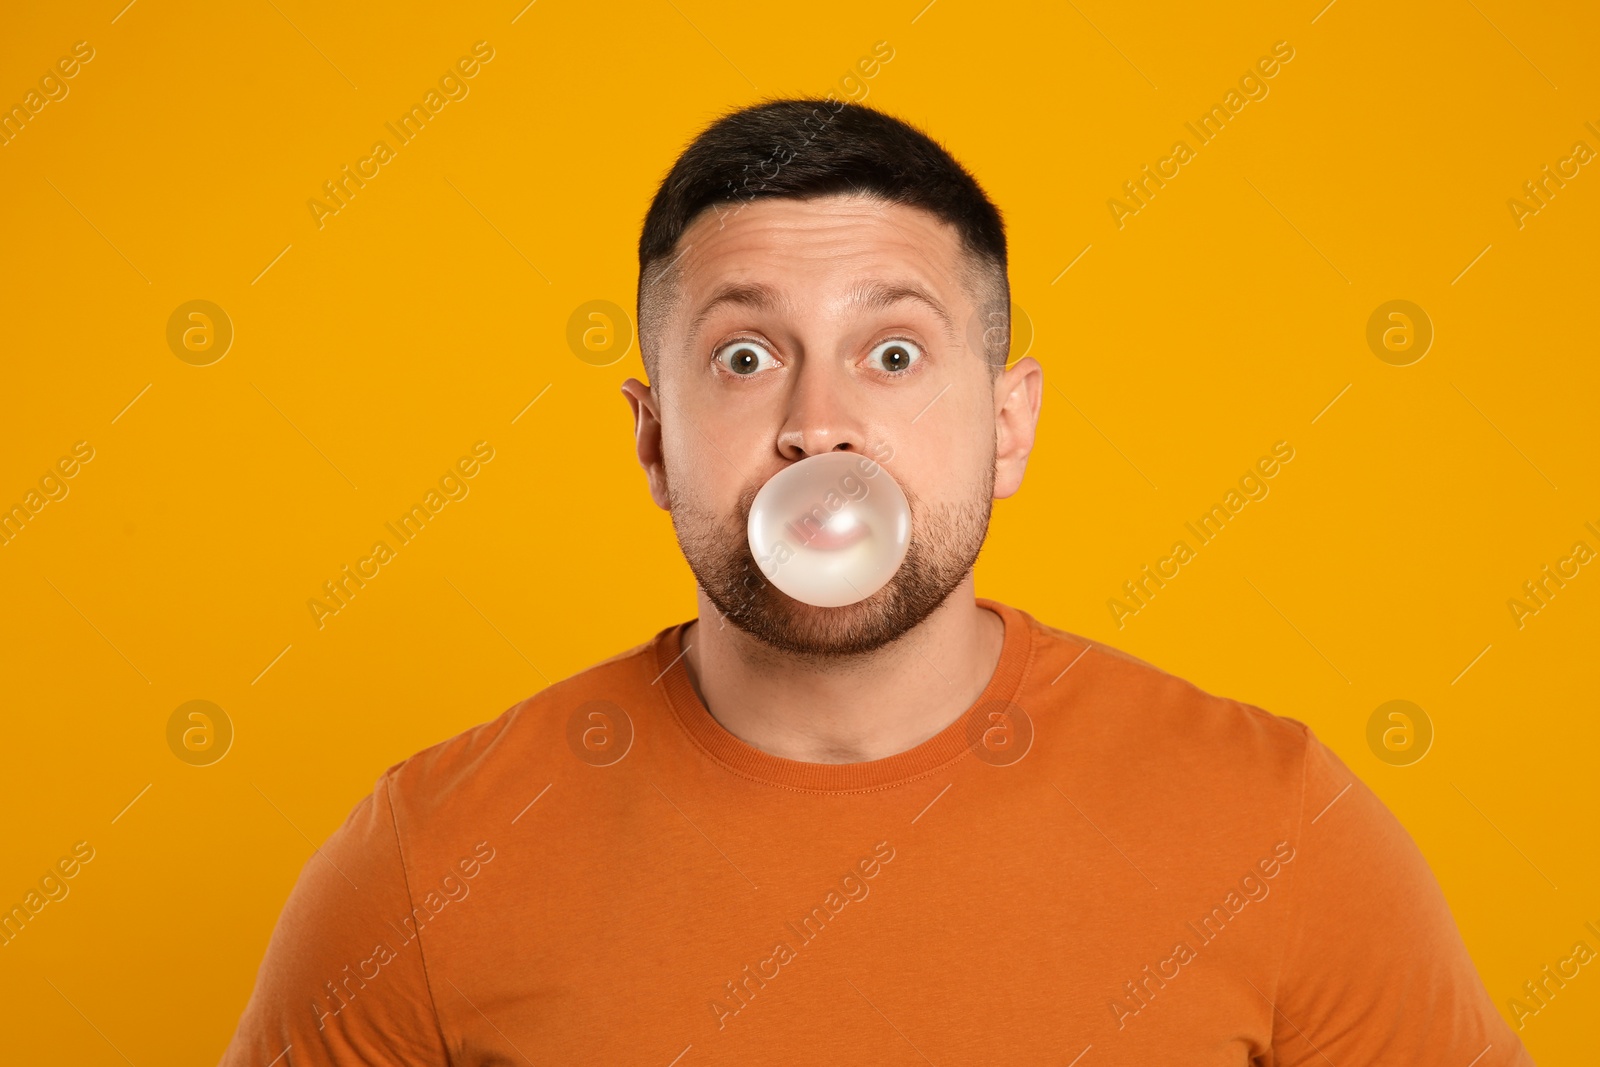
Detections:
[774, 357, 867, 461]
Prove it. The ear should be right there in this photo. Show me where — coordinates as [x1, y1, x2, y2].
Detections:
[992, 356, 1042, 500]
[620, 378, 671, 510]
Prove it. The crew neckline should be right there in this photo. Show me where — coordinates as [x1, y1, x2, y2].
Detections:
[652, 597, 1035, 793]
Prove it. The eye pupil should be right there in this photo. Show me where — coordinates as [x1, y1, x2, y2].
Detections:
[883, 344, 910, 371]
[731, 347, 758, 373]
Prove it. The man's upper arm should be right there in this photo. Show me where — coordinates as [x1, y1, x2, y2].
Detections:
[1267, 726, 1535, 1066]
[220, 771, 450, 1065]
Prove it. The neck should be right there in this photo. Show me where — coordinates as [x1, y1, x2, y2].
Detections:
[679, 576, 1006, 764]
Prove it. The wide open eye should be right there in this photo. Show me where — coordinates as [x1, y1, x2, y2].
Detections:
[866, 338, 922, 374]
[715, 339, 779, 376]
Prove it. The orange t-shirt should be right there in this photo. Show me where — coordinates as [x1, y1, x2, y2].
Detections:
[221, 598, 1535, 1065]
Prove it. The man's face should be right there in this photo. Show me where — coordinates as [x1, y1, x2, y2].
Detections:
[621, 192, 1041, 660]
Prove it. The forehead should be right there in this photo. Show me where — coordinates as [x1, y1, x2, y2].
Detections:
[669, 193, 973, 309]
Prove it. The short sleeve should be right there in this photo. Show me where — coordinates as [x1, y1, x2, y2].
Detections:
[219, 771, 450, 1065]
[1266, 727, 1536, 1066]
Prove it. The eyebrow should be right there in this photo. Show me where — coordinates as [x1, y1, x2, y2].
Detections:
[685, 278, 958, 342]
[844, 279, 958, 341]
[686, 281, 786, 342]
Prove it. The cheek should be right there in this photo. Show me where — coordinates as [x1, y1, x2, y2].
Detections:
[676, 396, 775, 462]
[910, 404, 995, 482]
[660, 420, 702, 479]
[663, 425, 747, 516]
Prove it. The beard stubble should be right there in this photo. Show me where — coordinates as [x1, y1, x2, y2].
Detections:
[667, 452, 996, 665]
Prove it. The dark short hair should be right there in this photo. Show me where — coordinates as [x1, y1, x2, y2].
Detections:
[635, 97, 1010, 383]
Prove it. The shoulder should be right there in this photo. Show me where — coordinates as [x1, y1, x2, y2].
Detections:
[375, 626, 669, 831]
[1014, 604, 1315, 812]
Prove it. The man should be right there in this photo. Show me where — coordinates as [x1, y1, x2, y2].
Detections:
[222, 99, 1534, 1065]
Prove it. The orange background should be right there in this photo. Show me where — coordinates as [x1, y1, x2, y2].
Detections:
[1, 0, 1595, 1061]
